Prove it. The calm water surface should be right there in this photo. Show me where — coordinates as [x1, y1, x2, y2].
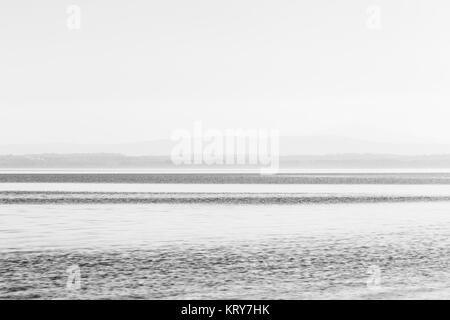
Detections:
[3, 183, 450, 195]
[1, 193, 450, 299]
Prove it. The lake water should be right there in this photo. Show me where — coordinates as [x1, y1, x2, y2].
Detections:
[1, 174, 450, 299]
[2, 182, 450, 195]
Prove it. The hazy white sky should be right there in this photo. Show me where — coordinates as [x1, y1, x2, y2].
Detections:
[1, 0, 450, 144]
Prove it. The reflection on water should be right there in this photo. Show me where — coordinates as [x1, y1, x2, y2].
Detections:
[1, 202, 450, 299]
[3, 183, 450, 195]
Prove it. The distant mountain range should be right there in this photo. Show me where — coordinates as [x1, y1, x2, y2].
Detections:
[1, 136, 450, 156]
[1, 136, 450, 168]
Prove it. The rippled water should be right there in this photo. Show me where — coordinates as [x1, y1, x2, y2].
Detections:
[2, 195, 450, 299]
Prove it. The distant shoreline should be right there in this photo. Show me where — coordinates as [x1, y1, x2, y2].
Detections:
[4, 153, 450, 170]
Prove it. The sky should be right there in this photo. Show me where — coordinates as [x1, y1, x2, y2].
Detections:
[1, 0, 450, 146]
